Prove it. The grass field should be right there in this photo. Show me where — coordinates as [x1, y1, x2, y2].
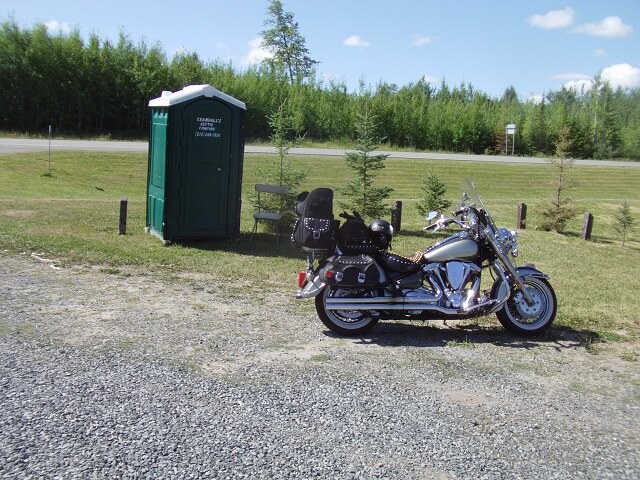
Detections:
[1, 150, 639, 340]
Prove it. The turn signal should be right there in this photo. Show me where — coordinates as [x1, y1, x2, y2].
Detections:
[298, 271, 307, 288]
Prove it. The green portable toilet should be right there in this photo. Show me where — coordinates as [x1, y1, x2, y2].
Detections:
[146, 84, 246, 242]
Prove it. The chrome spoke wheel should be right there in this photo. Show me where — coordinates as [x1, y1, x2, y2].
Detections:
[496, 277, 557, 335]
[315, 287, 378, 336]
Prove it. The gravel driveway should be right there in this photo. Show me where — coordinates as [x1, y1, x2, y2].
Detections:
[1, 251, 639, 479]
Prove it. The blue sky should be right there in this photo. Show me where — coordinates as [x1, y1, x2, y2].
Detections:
[4, 1, 639, 100]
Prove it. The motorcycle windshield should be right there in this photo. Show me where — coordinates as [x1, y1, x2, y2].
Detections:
[463, 177, 487, 212]
[463, 177, 502, 235]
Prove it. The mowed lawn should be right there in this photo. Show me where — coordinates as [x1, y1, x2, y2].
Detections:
[1, 150, 639, 340]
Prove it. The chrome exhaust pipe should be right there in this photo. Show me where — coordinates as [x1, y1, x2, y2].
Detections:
[325, 296, 499, 315]
[325, 296, 439, 312]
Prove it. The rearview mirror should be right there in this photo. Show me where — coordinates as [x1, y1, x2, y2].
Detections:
[426, 211, 438, 221]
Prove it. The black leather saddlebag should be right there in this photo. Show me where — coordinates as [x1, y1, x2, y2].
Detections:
[320, 255, 380, 287]
[292, 188, 336, 253]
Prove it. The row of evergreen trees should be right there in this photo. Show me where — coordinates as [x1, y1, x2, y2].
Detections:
[1, 19, 639, 159]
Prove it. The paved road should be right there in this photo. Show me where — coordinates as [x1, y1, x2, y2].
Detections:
[0, 138, 147, 154]
[1, 137, 638, 167]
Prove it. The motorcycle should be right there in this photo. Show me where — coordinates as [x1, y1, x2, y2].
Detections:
[293, 180, 557, 336]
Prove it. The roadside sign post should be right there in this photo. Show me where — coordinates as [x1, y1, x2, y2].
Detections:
[48, 124, 52, 175]
[506, 124, 516, 155]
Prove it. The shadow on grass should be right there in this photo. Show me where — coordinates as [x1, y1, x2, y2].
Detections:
[173, 232, 306, 259]
[170, 227, 508, 257]
[553, 230, 639, 252]
[324, 321, 602, 351]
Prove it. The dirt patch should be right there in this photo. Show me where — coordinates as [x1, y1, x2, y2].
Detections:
[2, 250, 640, 479]
[2, 250, 639, 397]
[0, 209, 35, 217]
[439, 388, 497, 408]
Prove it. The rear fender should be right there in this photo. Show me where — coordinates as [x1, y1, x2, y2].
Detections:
[295, 257, 334, 299]
[294, 274, 325, 299]
[294, 254, 390, 299]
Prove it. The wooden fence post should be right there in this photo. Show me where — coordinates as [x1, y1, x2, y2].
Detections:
[119, 197, 128, 235]
[517, 202, 527, 229]
[582, 212, 593, 241]
[391, 200, 402, 232]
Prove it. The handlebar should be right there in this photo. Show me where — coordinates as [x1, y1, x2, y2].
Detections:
[423, 207, 476, 232]
[339, 211, 364, 222]
[424, 216, 467, 232]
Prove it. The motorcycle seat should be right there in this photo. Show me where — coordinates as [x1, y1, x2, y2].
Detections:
[338, 242, 379, 255]
[380, 252, 422, 273]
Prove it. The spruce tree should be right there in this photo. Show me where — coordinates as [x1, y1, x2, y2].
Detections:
[253, 99, 307, 231]
[539, 124, 579, 233]
[340, 104, 393, 219]
[614, 201, 635, 247]
[417, 171, 452, 216]
[260, 0, 318, 85]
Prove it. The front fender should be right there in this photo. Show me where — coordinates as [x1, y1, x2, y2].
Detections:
[515, 264, 549, 280]
[294, 275, 325, 299]
[492, 264, 549, 305]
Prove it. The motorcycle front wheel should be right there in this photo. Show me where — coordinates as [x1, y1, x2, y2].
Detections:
[495, 276, 557, 336]
[315, 286, 378, 336]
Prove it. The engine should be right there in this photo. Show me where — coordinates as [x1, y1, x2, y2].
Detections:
[425, 261, 482, 310]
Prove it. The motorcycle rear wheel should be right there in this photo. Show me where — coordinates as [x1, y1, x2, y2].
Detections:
[495, 276, 557, 336]
[315, 286, 378, 336]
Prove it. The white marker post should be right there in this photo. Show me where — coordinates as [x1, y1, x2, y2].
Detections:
[48, 124, 52, 175]
[506, 123, 516, 155]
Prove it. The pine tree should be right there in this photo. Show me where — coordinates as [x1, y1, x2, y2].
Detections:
[340, 104, 393, 219]
[267, 99, 303, 185]
[539, 124, 579, 233]
[260, 0, 318, 85]
[593, 81, 623, 159]
[253, 99, 307, 231]
[417, 171, 452, 216]
[614, 201, 635, 247]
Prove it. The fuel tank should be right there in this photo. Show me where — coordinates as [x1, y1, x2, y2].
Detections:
[424, 232, 479, 262]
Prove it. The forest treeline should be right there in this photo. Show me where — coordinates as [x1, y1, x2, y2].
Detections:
[1, 20, 639, 160]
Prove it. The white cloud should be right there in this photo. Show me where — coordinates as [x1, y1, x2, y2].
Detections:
[552, 64, 640, 91]
[573, 16, 632, 38]
[242, 37, 273, 65]
[551, 72, 592, 81]
[528, 7, 574, 29]
[44, 20, 71, 35]
[343, 35, 370, 48]
[551, 72, 593, 91]
[593, 48, 607, 57]
[563, 79, 594, 91]
[601, 63, 640, 89]
[528, 94, 545, 105]
[412, 35, 434, 47]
